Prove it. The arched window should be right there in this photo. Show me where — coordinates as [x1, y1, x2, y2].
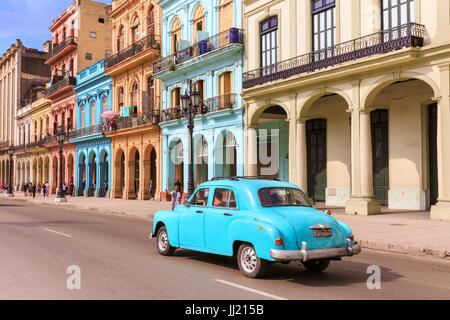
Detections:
[171, 18, 182, 53]
[171, 87, 181, 108]
[90, 100, 96, 126]
[131, 16, 140, 44]
[117, 25, 125, 52]
[102, 96, 108, 114]
[131, 82, 139, 107]
[147, 6, 155, 36]
[118, 87, 124, 109]
[219, 0, 233, 33]
[193, 6, 205, 41]
[80, 104, 85, 128]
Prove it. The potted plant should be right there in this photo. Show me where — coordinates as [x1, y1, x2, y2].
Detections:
[168, 59, 175, 71]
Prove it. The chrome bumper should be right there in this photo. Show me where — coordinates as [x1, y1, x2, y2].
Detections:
[270, 239, 361, 262]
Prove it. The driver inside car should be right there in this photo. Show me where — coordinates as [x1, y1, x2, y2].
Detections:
[213, 190, 227, 207]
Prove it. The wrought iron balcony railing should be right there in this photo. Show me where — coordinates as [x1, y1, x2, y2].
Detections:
[46, 76, 77, 96]
[108, 109, 161, 132]
[243, 22, 425, 89]
[160, 93, 239, 122]
[154, 28, 244, 74]
[46, 36, 77, 61]
[71, 124, 104, 139]
[0, 140, 9, 150]
[105, 34, 161, 70]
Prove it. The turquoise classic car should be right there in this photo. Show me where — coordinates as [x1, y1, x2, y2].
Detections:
[151, 177, 361, 278]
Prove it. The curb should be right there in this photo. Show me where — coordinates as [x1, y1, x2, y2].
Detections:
[358, 239, 450, 260]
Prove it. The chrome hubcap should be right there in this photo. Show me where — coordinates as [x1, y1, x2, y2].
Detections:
[241, 247, 257, 273]
[158, 231, 168, 251]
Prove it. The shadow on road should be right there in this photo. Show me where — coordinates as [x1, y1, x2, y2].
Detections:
[171, 249, 403, 287]
[0, 203, 23, 207]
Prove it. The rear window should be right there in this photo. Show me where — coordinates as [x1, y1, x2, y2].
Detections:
[258, 187, 312, 208]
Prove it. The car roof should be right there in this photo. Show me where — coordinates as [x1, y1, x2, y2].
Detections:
[194, 178, 304, 210]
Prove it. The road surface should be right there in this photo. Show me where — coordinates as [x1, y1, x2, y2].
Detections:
[0, 199, 449, 300]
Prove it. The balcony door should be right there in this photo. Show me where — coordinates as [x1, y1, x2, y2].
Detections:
[306, 118, 327, 202]
[312, 0, 336, 59]
[260, 16, 278, 76]
[382, 0, 415, 30]
[428, 103, 438, 206]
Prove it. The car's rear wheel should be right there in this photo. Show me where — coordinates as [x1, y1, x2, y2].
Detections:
[302, 259, 330, 272]
[156, 226, 175, 256]
[237, 243, 267, 278]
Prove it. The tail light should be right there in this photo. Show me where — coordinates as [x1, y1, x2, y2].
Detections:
[348, 235, 354, 242]
[323, 210, 332, 215]
[274, 238, 284, 245]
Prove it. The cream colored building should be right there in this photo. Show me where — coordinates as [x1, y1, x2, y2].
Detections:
[242, 0, 450, 220]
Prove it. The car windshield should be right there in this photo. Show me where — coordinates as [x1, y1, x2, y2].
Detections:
[258, 187, 312, 208]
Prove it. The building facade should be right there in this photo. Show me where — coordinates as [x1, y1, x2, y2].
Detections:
[105, 0, 162, 201]
[0, 40, 50, 190]
[242, 0, 450, 220]
[45, 0, 112, 193]
[154, 0, 245, 196]
[71, 59, 112, 198]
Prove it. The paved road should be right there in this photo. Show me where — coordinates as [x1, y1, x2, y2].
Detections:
[0, 199, 449, 300]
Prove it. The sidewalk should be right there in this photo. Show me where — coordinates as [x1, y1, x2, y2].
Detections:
[2, 191, 450, 260]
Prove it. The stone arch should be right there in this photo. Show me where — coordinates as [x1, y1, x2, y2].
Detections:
[299, 88, 353, 119]
[362, 72, 441, 108]
[248, 100, 291, 125]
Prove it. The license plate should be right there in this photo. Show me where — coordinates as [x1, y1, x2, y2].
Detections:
[313, 229, 332, 237]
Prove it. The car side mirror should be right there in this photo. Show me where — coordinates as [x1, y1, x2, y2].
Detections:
[183, 200, 190, 207]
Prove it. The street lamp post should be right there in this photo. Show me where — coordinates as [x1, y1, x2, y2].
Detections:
[6, 146, 14, 197]
[55, 129, 67, 202]
[181, 80, 201, 197]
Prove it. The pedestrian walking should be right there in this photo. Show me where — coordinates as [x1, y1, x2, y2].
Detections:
[23, 183, 28, 197]
[170, 185, 182, 210]
[42, 184, 47, 197]
[148, 179, 154, 200]
[31, 184, 36, 198]
[69, 181, 74, 196]
[103, 180, 108, 193]
[62, 183, 67, 195]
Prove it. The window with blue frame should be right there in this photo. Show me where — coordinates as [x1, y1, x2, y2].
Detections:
[312, 0, 336, 52]
[260, 16, 278, 74]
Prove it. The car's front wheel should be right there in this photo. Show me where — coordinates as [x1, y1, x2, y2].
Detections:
[237, 243, 267, 278]
[302, 259, 330, 272]
[156, 226, 175, 256]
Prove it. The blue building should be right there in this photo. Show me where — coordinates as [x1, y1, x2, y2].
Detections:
[154, 0, 245, 194]
[71, 59, 112, 197]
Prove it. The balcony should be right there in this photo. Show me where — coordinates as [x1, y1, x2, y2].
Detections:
[153, 28, 244, 76]
[161, 93, 239, 122]
[71, 124, 104, 140]
[105, 34, 161, 76]
[45, 36, 77, 65]
[110, 109, 161, 132]
[243, 22, 425, 89]
[46, 76, 77, 99]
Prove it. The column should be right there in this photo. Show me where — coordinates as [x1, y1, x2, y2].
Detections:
[85, 160, 94, 197]
[76, 162, 84, 196]
[288, 117, 297, 183]
[246, 124, 258, 176]
[345, 109, 381, 215]
[431, 63, 450, 220]
[95, 161, 104, 197]
[296, 120, 307, 192]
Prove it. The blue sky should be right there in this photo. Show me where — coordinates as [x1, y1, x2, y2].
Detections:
[0, 0, 111, 54]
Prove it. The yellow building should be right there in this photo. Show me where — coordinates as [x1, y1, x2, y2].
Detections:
[105, 0, 162, 200]
[242, 0, 450, 220]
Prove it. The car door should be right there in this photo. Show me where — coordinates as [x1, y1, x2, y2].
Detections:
[204, 187, 238, 253]
[179, 188, 210, 249]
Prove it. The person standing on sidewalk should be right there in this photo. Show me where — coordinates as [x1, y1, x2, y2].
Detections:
[42, 184, 47, 198]
[170, 185, 182, 210]
[31, 183, 36, 198]
[148, 179, 154, 200]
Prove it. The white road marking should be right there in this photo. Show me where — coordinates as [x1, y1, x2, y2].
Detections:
[44, 228, 73, 238]
[215, 279, 288, 300]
